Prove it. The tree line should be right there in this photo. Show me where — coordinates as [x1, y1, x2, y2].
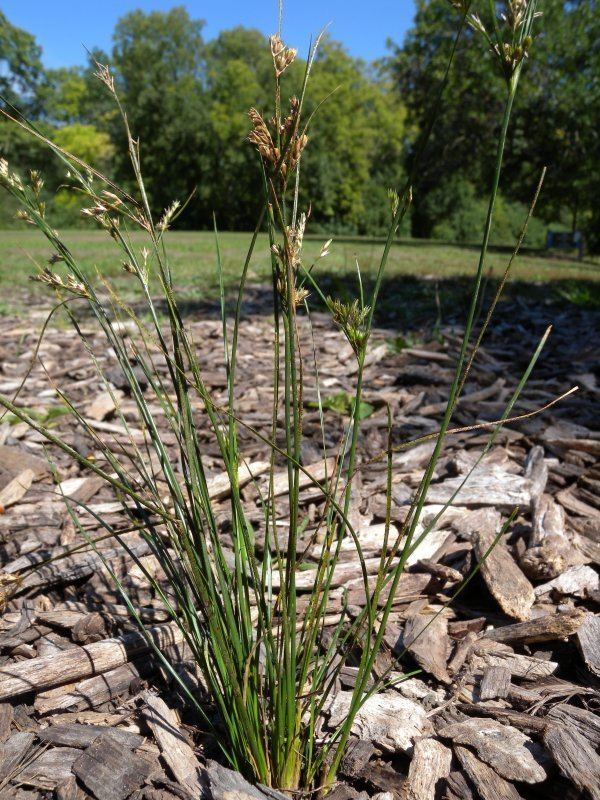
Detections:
[0, 2, 598, 250]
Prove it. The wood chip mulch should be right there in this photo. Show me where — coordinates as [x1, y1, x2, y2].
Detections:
[0, 289, 598, 800]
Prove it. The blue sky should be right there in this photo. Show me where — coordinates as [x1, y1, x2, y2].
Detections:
[3, 1, 415, 69]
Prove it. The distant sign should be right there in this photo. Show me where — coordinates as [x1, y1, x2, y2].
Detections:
[546, 230, 584, 260]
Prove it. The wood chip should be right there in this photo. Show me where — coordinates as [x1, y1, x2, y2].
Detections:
[206, 460, 270, 501]
[200, 759, 282, 800]
[521, 494, 570, 580]
[0, 731, 36, 782]
[482, 608, 585, 645]
[0, 469, 34, 509]
[444, 769, 475, 800]
[35, 658, 154, 714]
[546, 704, 600, 748]
[439, 718, 546, 783]
[470, 647, 558, 679]
[473, 515, 535, 621]
[16, 747, 80, 791]
[327, 691, 433, 753]
[85, 390, 123, 421]
[454, 745, 523, 800]
[575, 613, 600, 676]
[534, 564, 600, 599]
[38, 723, 143, 750]
[426, 466, 531, 508]
[55, 475, 104, 504]
[0, 703, 13, 743]
[0, 445, 50, 479]
[72, 730, 152, 800]
[402, 612, 452, 684]
[479, 666, 511, 700]
[543, 723, 600, 799]
[269, 458, 335, 497]
[142, 691, 202, 797]
[455, 703, 547, 735]
[404, 737, 452, 800]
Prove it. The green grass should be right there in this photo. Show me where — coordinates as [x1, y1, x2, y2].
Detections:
[0, 229, 598, 305]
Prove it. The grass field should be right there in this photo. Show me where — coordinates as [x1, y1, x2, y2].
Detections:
[0, 229, 598, 317]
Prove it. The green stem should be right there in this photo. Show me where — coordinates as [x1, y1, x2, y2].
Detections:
[324, 80, 519, 790]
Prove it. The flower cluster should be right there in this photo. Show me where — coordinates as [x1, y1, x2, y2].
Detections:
[93, 61, 116, 94]
[0, 572, 22, 612]
[270, 34, 297, 78]
[0, 161, 49, 220]
[327, 298, 371, 357]
[0, 158, 21, 191]
[32, 267, 89, 297]
[446, 0, 471, 14]
[271, 213, 310, 308]
[157, 200, 181, 232]
[248, 97, 308, 183]
[469, 0, 540, 85]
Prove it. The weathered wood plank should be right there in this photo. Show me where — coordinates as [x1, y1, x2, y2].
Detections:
[0, 623, 182, 700]
[482, 609, 585, 645]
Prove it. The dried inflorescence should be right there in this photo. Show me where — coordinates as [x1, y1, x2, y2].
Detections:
[93, 61, 116, 94]
[502, 0, 529, 30]
[248, 97, 308, 183]
[157, 199, 181, 232]
[270, 34, 297, 78]
[493, 37, 534, 80]
[271, 213, 310, 308]
[0, 572, 22, 613]
[32, 267, 89, 297]
[0, 161, 49, 222]
[446, 0, 472, 13]
[271, 215, 333, 309]
[0, 158, 20, 190]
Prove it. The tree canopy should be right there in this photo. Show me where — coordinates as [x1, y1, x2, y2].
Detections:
[0, 2, 598, 249]
[386, 0, 599, 247]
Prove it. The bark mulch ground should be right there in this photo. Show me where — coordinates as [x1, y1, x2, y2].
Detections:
[0, 289, 598, 800]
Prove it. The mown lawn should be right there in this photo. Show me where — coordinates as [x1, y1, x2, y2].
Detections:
[0, 229, 598, 317]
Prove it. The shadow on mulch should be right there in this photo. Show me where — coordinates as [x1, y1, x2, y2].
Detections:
[116, 273, 600, 330]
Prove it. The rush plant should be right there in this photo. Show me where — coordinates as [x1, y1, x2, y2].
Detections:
[0, 0, 564, 793]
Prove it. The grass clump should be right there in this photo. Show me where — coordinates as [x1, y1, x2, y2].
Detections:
[0, 0, 568, 793]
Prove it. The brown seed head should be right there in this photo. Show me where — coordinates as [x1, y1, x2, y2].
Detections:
[248, 108, 279, 168]
[270, 34, 297, 77]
